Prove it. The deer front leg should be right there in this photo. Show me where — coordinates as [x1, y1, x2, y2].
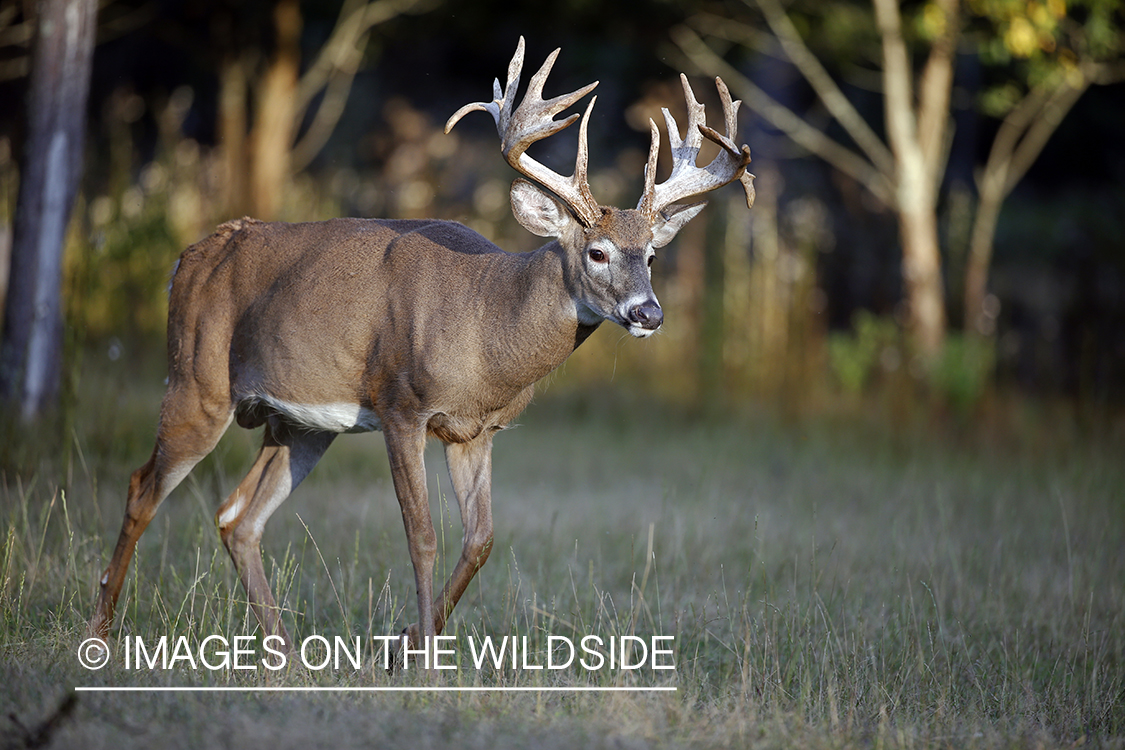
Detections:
[433, 434, 494, 635]
[382, 421, 438, 659]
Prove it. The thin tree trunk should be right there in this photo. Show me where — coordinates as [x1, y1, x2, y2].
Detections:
[964, 72, 1091, 334]
[0, 0, 97, 422]
[218, 54, 249, 218]
[963, 171, 1005, 335]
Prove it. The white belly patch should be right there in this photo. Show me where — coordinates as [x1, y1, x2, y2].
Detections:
[258, 395, 382, 434]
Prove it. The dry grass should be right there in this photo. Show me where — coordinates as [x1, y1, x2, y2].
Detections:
[2, 358, 1124, 749]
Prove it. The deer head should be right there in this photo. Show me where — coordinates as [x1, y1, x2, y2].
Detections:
[446, 37, 755, 338]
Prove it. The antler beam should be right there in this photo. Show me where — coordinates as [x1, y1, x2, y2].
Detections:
[637, 74, 755, 219]
[446, 37, 603, 227]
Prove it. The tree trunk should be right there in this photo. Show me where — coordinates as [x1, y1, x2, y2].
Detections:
[899, 202, 947, 357]
[248, 0, 301, 220]
[0, 0, 97, 423]
[873, 0, 953, 361]
[218, 54, 250, 219]
[963, 172, 1004, 336]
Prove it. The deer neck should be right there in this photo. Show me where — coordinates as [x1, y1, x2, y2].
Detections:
[473, 242, 599, 387]
[537, 239, 602, 345]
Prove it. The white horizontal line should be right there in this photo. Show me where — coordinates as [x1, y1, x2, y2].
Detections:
[76, 686, 676, 693]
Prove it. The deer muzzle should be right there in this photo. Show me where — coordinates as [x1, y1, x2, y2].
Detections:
[625, 299, 663, 337]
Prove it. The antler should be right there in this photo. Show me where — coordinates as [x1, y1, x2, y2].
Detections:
[445, 37, 603, 227]
[637, 74, 755, 219]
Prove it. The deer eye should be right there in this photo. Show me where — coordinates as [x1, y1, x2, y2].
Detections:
[588, 247, 607, 263]
[647, 255, 655, 267]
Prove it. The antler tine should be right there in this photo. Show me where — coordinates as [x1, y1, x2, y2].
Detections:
[639, 119, 661, 216]
[446, 37, 602, 227]
[507, 49, 583, 153]
[445, 37, 525, 137]
[637, 74, 755, 218]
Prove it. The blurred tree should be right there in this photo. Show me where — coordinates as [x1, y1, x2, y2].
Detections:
[0, 2, 152, 83]
[217, 0, 434, 219]
[0, 0, 97, 423]
[0, 6, 34, 82]
[675, 0, 956, 360]
[673, 0, 1124, 360]
[962, 0, 1125, 336]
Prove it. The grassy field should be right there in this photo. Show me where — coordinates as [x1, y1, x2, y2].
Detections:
[1, 353, 1123, 749]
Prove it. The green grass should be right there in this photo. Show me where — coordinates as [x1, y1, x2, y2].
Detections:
[1, 359, 1123, 748]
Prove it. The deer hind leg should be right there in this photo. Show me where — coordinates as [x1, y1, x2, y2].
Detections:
[87, 391, 233, 643]
[432, 433, 494, 636]
[216, 418, 335, 652]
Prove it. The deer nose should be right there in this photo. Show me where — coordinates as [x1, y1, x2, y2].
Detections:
[627, 300, 663, 330]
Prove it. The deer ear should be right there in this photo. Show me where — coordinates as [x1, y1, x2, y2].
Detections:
[510, 179, 578, 238]
[651, 202, 706, 248]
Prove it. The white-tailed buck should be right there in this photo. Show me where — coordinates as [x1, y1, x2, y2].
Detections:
[87, 37, 754, 659]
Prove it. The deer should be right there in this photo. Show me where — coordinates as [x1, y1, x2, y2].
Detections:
[85, 37, 754, 664]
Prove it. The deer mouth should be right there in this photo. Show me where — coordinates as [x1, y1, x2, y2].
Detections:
[626, 323, 660, 338]
[619, 314, 662, 338]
